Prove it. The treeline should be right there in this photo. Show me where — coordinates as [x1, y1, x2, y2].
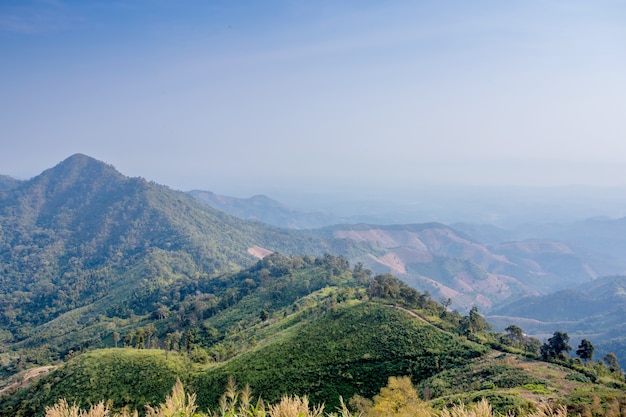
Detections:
[75, 254, 364, 364]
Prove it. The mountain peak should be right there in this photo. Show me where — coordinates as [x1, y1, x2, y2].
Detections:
[31, 154, 125, 188]
[55, 153, 121, 175]
[9, 154, 129, 217]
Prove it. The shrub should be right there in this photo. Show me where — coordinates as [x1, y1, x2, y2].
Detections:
[522, 384, 551, 395]
[564, 373, 591, 383]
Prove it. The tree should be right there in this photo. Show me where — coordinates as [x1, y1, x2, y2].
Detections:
[135, 327, 146, 349]
[541, 331, 571, 361]
[524, 336, 542, 355]
[604, 352, 621, 373]
[124, 330, 135, 347]
[112, 331, 120, 348]
[364, 376, 433, 417]
[165, 333, 174, 354]
[576, 339, 594, 363]
[460, 306, 492, 336]
[504, 325, 524, 347]
[182, 329, 195, 353]
[144, 323, 157, 349]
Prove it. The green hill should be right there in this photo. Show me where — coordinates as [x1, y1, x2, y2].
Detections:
[2, 255, 626, 417]
[193, 301, 487, 409]
[0, 298, 486, 416]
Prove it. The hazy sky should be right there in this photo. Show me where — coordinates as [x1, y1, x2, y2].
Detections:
[2, 0, 626, 195]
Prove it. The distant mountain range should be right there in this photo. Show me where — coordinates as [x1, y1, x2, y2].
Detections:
[187, 183, 626, 361]
[190, 189, 614, 307]
[189, 190, 338, 229]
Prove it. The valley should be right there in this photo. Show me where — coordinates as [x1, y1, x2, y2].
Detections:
[1, 154, 626, 416]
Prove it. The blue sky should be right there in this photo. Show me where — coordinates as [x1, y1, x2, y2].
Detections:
[2, 0, 626, 194]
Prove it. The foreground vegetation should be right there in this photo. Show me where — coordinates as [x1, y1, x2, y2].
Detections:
[44, 377, 599, 417]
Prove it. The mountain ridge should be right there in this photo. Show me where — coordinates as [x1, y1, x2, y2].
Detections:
[189, 189, 338, 229]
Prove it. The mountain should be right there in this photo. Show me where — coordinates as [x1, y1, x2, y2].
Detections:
[454, 218, 626, 277]
[189, 190, 622, 312]
[189, 190, 338, 229]
[1, 155, 625, 416]
[313, 223, 600, 311]
[488, 275, 626, 361]
[0, 154, 367, 356]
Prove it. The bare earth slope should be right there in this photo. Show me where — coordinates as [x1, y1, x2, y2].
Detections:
[323, 224, 598, 311]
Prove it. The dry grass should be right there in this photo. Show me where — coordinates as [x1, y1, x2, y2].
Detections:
[45, 399, 111, 417]
[525, 403, 568, 417]
[45, 378, 580, 417]
[268, 395, 324, 417]
[440, 399, 493, 417]
[145, 379, 197, 417]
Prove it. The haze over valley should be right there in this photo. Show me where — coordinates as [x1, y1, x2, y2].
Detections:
[3, 1, 626, 415]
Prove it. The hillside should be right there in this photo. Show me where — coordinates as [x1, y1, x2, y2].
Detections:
[0, 154, 369, 362]
[314, 224, 599, 311]
[190, 191, 617, 315]
[2, 256, 625, 417]
[2, 155, 626, 417]
[454, 219, 626, 277]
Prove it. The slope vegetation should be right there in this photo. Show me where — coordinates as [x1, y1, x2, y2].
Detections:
[2, 255, 625, 417]
[0, 154, 367, 360]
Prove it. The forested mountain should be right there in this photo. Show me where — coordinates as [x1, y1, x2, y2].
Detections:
[189, 190, 338, 229]
[0, 154, 368, 358]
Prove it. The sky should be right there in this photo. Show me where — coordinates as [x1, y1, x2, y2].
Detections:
[2, 0, 626, 195]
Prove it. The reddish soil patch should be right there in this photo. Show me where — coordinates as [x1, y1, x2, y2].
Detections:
[248, 245, 273, 259]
